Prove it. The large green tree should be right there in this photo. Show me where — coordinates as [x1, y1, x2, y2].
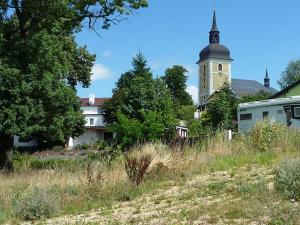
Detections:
[162, 65, 193, 106]
[278, 60, 300, 89]
[0, 0, 148, 171]
[103, 53, 176, 149]
[206, 83, 238, 131]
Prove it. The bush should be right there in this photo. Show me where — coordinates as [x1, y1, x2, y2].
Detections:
[14, 187, 59, 220]
[124, 154, 152, 187]
[246, 119, 284, 152]
[274, 159, 300, 200]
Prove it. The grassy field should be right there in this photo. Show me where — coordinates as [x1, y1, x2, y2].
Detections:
[1, 122, 300, 224]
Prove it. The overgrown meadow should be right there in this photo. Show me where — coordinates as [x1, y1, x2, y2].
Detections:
[0, 121, 300, 224]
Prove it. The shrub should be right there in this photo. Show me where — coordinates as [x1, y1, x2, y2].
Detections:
[274, 159, 300, 200]
[51, 145, 65, 152]
[124, 154, 152, 187]
[246, 119, 284, 152]
[14, 187, 59, 220]
[94, 140, 109, 150]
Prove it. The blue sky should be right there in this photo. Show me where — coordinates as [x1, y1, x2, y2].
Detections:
[76, 0, 300, 103]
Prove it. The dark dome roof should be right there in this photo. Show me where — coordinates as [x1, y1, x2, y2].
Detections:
[199, 43, 232, 62]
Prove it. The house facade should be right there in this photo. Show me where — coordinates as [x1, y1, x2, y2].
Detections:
[68, 95, 112, 147]
[14, 95, 111, 149]
[270, 80, 300, 98]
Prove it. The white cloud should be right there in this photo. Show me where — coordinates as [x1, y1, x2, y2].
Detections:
[184, 64, 197, 75]
[91, 63, 112, 81]
[102, 50, 113, 58]
[151, 62, 160, 70]
[187, 85, 198, 104]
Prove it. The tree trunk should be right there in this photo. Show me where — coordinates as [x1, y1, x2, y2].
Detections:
[0, 133, 14, 172]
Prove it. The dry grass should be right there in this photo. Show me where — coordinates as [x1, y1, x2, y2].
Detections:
[0, 124, 300, 224]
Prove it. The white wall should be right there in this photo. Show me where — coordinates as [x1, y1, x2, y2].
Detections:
[84, 115, 105, 127]
[81, 106, 99, 115]
[72, 129, 104, 146]
[238, 105, 286, 133]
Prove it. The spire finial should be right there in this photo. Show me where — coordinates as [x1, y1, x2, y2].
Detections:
[264, 68, 270, 88]
[211, 9, 218, 32]
[209, 10, 220, 44]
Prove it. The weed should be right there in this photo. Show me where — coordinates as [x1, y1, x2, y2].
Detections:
[14, 187, 59, 220]
[274, 159, 300, 200]
[124, 153, 152, 187]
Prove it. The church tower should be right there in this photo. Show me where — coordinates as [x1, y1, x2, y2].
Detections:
[197, 10, 233, 107]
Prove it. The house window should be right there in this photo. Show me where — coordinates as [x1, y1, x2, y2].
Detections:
[263, 111, 269, 119]
[240, 113, 252, 120]
[90, 118, 94, 126]
[218, 64, 223, 71]
[294, 107, 300, 118]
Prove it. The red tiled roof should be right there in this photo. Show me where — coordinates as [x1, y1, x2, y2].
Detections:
[79, 98, 111, 106]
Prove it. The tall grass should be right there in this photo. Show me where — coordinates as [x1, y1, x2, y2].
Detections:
[0, 122, 299, 223]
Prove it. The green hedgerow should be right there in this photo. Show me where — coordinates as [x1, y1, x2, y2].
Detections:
[274, 159, 300, 200]
[14, 187, 60, 221]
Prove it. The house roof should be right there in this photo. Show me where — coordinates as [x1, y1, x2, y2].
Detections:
[79, 98, 111, 106]
[239, 96, 300, 109]
[232, 79, 277, 96]
[270, 79, 300, 99]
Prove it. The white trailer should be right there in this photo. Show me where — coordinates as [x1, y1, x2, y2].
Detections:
[238, 96, 300, 133]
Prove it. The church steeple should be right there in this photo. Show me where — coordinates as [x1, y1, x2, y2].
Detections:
[209, 10, 220, 44]
[264, 68, 270, 88]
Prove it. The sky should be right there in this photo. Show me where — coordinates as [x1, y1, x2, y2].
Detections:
[75, 0, 300, 103]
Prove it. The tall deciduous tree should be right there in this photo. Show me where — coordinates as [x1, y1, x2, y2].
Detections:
[278, 60, 300, 89]
[162, 65, 193, 106]
[206, 83, 238, 131]
[0, 0, 148, 171]
[103, 53, 176, 149]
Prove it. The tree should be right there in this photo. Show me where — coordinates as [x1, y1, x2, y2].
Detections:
[278, 60, 300, 89]
[103, 53, 176, 149]
[162, 65, 193, 106]
[240, 90, 271, 103]
[206, 83, 238, 131]
[0, 0, 148, 171]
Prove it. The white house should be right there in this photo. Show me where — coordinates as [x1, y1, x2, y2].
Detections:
[238, 96, 300, 133]
[68, 95, 112, 147]
[14, 95, 111, 149]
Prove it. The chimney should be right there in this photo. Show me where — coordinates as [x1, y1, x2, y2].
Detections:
[89, 94, 95, 105]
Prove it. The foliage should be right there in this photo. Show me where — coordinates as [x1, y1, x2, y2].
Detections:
[124, 153, 152, 187]
[0, 0, 148, 170]
[206, 83, 238, 131]
[274, 159, 300, 200]
[278, 59, 300, 89]
[14, 187, 59, 220]
[245, 119, 285, 152]
[162, 65, 193, 106]
[110, 110, 169, 149]
[104, 53, 176, 148]
[240, 90, 272, 103]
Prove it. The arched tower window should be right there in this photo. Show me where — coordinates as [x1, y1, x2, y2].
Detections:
[218, 64, 223, 71]
[203, 65, 206, 75]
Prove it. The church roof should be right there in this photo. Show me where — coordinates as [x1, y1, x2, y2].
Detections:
[198, 10, 232, 63]
[199, 44, 232, 62]
[232, 79, 277, 97]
